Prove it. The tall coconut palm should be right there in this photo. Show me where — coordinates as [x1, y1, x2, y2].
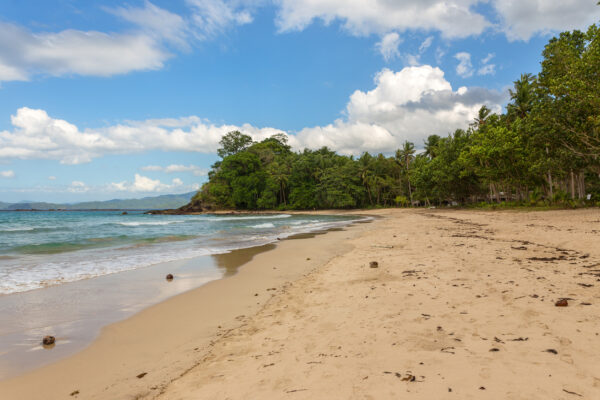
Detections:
[396, 141, 415, 205]
[424, 135, 441, 159]
[507, 73, 535, 120]
[358, 153, 375, 205]
[471, 105, 492, 130]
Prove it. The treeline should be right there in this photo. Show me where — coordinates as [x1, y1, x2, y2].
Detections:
[191, 23, 600, 210]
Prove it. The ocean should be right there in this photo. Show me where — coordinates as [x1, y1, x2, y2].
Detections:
[0, 211, 364, 295]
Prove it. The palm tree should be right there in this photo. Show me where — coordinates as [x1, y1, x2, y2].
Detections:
[507, 73, 535, 119]
[471, 105, 492, 129]
[358, 153, 374, 205]
[396, 141, 415, 205]
[424, 135, 441, 159]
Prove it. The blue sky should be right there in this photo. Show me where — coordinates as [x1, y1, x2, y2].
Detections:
[1, 0, 599, 202]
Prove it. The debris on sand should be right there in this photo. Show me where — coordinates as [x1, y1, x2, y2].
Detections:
[42, 336, 55, 346]
[555, 299, 568, 307]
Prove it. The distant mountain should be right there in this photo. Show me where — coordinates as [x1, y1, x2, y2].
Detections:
[0, 192, 196, 210]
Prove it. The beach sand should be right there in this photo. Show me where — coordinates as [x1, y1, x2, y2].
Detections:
[2, 208, 600, 399]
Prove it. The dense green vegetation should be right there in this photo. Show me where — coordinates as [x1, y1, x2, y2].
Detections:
[191, 23, 600, 210]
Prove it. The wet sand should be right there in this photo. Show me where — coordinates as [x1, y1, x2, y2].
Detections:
[2, 208, 600, 399]
[0, 245, 272, 379]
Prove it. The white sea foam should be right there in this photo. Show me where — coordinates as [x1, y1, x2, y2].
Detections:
[117, 221, 184, 226]
[0, 245, 220, 295]
[189, 214, 292, 221]
[252, 223, 275, 228]
[1, 227, 35, 232]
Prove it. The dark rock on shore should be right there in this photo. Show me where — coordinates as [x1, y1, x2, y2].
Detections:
[145, 201, 205, 215]
[43, 336, 55, 346]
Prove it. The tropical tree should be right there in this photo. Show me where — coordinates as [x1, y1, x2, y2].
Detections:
[217, 131, 254, 158]
[396, 141, 416, 205]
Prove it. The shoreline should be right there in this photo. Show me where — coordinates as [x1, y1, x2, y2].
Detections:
[0, 211, 372, 399]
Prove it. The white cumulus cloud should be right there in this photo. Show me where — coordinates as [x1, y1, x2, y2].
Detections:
[110, 174, 186, 193]
[0, 107, 283, 164]
[298, 66, 505, 153]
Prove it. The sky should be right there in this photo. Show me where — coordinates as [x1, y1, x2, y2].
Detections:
[1, 0, 599, 203]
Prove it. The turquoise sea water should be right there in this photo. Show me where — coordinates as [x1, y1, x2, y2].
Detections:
[0, 211, 362, 295]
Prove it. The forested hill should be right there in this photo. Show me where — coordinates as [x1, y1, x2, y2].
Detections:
[188, 22, 600, 211]
[1, 192, 196, 210]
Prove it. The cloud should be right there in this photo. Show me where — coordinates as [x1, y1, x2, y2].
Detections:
[141, 164, 208, 176]
[0, 1, 256, 83]
[297, 66, 505, 153]
[273, 1, 600, 45]
[478, 64, 495, 76]
[454, 52, 473, 78]
[1, 170, 15, 178]
[376, 32, 402, 61]
[435, 47, 446, 65]
[110, 174, 187, 193]
[419, 36, 434, 53]
[0, 21, 169, 83]
[186, 0, 254, 40]
[274, 0, 489, 38]
[481, 53, 495, 64]
[108, 0, 190, 50]
[492, 0, 600, 41]
[0, 107, 284, 164]
[477, 53, 495, 76]
[48, 176, 56, 180]
[0, 65, 505, 159]
[68, 181, 89, 193]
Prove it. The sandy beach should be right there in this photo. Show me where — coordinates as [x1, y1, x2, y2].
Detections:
[2, 208, 600, 399]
